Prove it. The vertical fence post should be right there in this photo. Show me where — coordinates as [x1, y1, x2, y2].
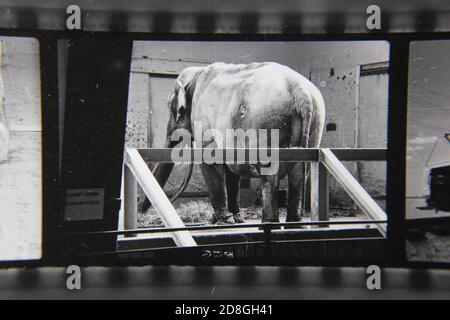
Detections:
[311, 161, 329, 227]
[118, 165, 125, 231]
[124, 164, 138, 235]
[126, 149, 197, 246]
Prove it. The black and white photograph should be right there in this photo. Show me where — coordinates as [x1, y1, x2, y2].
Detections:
[0, 37, 41, 261]
[120, 40, 389, 250]
[1, 0, 450, 303]
[406, 40, 450, 263]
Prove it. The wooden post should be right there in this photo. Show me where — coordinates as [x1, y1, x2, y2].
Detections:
[321, 148, 387, 237]
[124, 164, 138, 236]
[311, 162, 329, 226]
[125, 148, 197, 247]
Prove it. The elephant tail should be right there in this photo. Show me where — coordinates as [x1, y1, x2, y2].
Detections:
[293, 82, 325, 150]
[291, 82, 326, 218]
[308, 93, 326, 149]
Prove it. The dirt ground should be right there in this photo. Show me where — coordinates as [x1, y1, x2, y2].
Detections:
[407, 234, 450, 263]
[138, 197, 364, 228]
[0, 132, 41, 261]
[139, 197, 450, 263]
[406, 226, 450, 263]
[405, 198, 450, 262]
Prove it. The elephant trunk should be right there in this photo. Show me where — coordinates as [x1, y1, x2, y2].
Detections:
[139, 137, 194, 213]
[153, 137, 177, 190]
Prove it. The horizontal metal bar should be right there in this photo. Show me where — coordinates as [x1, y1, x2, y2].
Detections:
[75, 240, 268, 257]
[130, 71, 179, 78]
[136, 148, 387, 163]
[72, 236, 385, 258]
[331, 148, 387, 161]
[66, 220, 387, 238]
[360, 62, 389, 76]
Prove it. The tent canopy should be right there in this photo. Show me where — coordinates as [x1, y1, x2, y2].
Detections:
[426, 134, 450, 169]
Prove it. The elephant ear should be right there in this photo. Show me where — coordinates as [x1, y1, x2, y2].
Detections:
[175, 80, 186, 122]
[167, 92, 175, 107]
[174, 66, 205, 122]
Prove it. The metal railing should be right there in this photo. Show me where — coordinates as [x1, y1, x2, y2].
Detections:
[121, 147, 387, 247]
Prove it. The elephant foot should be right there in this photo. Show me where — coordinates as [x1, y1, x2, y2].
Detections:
[212, 212, 235, 225]
[233, 212, 245, 224]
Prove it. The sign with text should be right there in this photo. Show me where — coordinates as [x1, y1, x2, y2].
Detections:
[64, 188, 104, 221]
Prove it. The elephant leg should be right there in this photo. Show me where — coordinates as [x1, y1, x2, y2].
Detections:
[201, 164, 235, 224]
[286, 162, 305, 223]
[260, 173, 280, 223]
[225, 166, 244, 223]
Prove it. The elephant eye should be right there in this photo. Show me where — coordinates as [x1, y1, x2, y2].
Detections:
[238, 104, 247, 119]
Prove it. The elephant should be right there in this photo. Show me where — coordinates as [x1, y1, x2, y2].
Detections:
[144, 62, 325, 224]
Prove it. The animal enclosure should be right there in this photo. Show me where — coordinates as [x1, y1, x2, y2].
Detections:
[123, 41, 389, 230]
[121, 147, 387, 250]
